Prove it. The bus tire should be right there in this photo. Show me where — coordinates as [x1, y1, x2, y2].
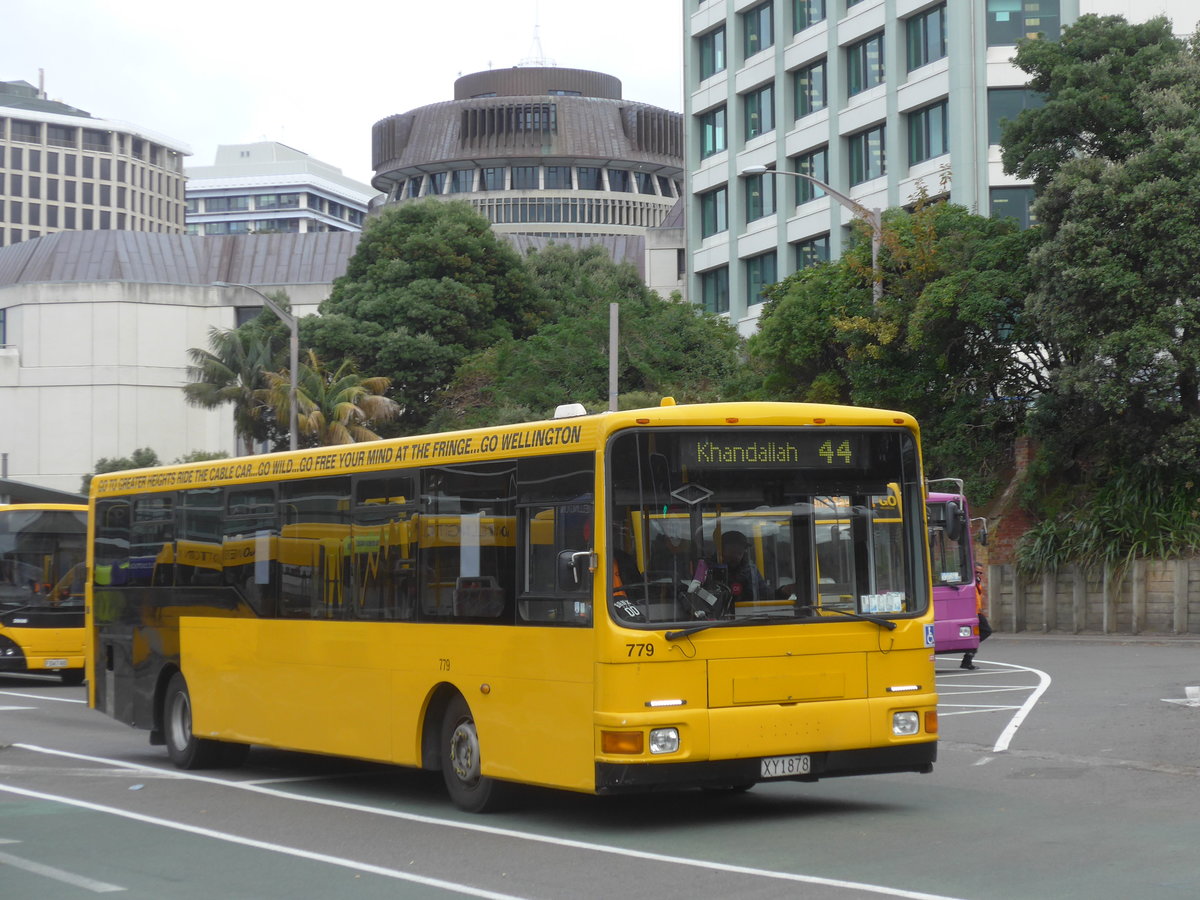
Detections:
[164, 672, 223, 769]
[440, 694, 509, 813]
[59, 669, 85, 686]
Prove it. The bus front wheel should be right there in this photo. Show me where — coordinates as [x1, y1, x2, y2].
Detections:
[440, 695, 509, 813]
[164, 672, 224, 769]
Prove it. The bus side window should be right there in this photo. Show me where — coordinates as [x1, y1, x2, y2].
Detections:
[280, 477, 352, 619]
[224, 485, 280, 616]
[419, 461, 516, 623]
[177, 489, 223, 588]
[514, 452, 595, 626]
[353, 473, 417, 621]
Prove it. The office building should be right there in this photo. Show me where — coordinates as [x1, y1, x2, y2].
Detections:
[0, 230, 358, 493]
[0, 78, 189, 248]
[185, 142, 378, 236]
[371, 67, 685, 295]
[683, 1, 1191, 335]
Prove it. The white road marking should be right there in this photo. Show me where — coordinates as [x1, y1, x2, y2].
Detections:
[1162, 685, 1200, 707]
[935, 661, 1051, 753]
[0, 690, 88, 704]
[0, 705, 36, 711]
[0, 847, 125, 893]
[13, 743, 970, 900]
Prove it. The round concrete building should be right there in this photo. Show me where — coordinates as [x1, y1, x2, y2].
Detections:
[370, 67, 683, 283]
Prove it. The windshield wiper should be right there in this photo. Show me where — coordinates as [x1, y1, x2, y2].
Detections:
[799, 605, 897, 630]
[664, 614, 785, 641]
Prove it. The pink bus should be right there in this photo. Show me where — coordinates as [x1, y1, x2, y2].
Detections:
[925, 481, 986, 654]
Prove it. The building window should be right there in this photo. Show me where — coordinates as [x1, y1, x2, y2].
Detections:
[908, 100, 949, 165]
[607, 169, 631, 192]
[794, 59, 827, 119]
[990, 187, 1038, 229]
[46, 124, 74, 148]
[988, 88, 1045, 145]
[987, 0, 1060, 45]
[28, 176, 40, 199]
[700, 266, 730, 314]
[848, 124, 886, 185]
[9, 174, 21, 196]
[699, 25, 726, 80]
[10, 119, 39, 143]
[700, 185, 728, 238]
[744, 83, 775, 141]
[907, 3, 947, 71]
[405, 177, 423, 198]
[544, 166, 572, 189]
[795, 233, 831, 268]
[745, 172, 777, 223]
[700, 106, 727, 158]
[847, 32, 885, 97]
[793, 0, 826, 32]
[793, 147, 828, 204]
[745, 251, 778, 304]
[450, 169, 474, 193]
[577, 167, 603, 190]
[9, 201, 21, 224]
[634, 172, 655, 194]
[743, 1, 774, 59]
[256, 193, 300, 210]
[479, 168, 506, 191]
[205, 196, 250, 212]
[10, 148, 22, 170]
[657, 175, 675, 197]
[512, 166, 539, 189]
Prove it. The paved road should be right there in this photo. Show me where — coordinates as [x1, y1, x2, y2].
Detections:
[1, 634, 1198, 899]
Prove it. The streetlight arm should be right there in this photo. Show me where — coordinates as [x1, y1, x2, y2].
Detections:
[740, 166, 883, 303]
[740, 166, 879, 233]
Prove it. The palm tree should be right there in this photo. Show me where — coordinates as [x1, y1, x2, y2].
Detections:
[183, 326, 276, 455]
[265, 350, 400, 446]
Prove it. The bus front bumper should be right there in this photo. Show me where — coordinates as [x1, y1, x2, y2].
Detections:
[595, 742, 936, 793]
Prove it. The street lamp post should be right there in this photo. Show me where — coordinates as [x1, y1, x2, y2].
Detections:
[741, 164, 883, 302]
[213, 281, 300, 452]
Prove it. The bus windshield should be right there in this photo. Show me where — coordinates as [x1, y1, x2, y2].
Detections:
[0, 506, 88, 610]
[607, 427, 927, 627]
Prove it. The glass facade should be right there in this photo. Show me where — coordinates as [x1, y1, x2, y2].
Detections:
[908, 101, 949, 165]
[907, 3, 947, 71]
[744, 83, 775, 141]
[987, 0, 1060, 45]
[795, 60, 827, 120]
[848, 125, 885, 185]
[847, 33, 885, 96]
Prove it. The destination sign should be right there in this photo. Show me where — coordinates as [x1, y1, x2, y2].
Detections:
[681, 432, 864, 469]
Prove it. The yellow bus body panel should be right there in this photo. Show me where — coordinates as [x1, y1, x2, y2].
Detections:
[593, 619, 935, 767]
[5, 623, 85, 671]
[182, 617, 598, 792]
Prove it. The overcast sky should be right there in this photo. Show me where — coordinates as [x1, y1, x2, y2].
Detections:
[6, 1, 1198, 191]
[5, 0, 684, 187]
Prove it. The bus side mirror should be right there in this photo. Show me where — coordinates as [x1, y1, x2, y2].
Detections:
[557, 550, 593, 592]
[972, 517, 989, 547]
[945, 502, 965, 543]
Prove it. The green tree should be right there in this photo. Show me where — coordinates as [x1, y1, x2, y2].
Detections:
[750, 199, 1043, 497]
[265, 349, 401, 446]
[305, 200, 545, 430]
[1001, 15, 1188, 188]
[183, 324, 278, 454]
[1000, 14, 1200, 567]
[430, 245, 744, 430]
[81, 448, 161, 494]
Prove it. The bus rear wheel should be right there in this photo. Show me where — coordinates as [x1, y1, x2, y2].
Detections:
[440, 695, 509, 813]
[164, 672, 224, 769]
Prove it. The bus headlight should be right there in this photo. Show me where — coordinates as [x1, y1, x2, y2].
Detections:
[892, 712, 920, 736]
[649, 728, 679, 754]
[958, 626, 973, 638]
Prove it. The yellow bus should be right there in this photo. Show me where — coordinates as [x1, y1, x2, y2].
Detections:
[1, 503, 88, 684]
[87, 400, 938, 810]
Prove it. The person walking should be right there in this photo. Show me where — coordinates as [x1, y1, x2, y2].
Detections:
[961, 564, 992, 669]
